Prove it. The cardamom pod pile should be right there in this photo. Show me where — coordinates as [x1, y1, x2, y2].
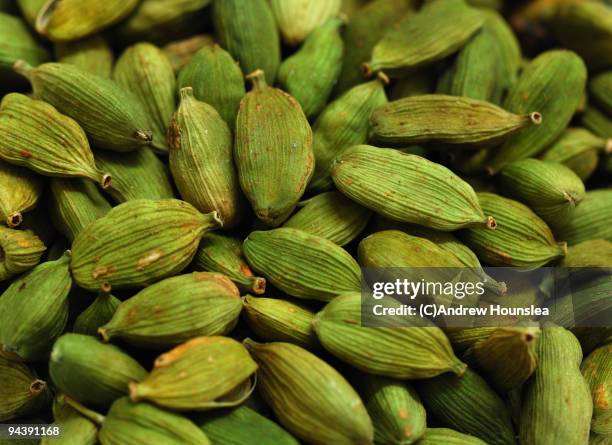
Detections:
[0, 0, 611, 444]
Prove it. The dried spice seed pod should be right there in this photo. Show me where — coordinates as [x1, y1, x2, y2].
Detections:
[192, 232, 266, 295]
[416, 428, 488, 445]
[0, 355, 50, 422]
[44, 396, 98, 445]
[332, 145, 494, 231]
[244, 339, 374, 445]
[370, 94, 542, 146]
[555, 189, 612, 245]
[129, 336, 257, 410]
[54, 35, 114, 78]
[0, 93, 111, 188]
[269, 0, 341, 46]
[561, 239, 612, 268]
[113, 43, 176, 154]
[163, 34, 215, 73]
[235, 70, 314, 226]
[243, 228, 361, 302]
[581, 344, 612, 435]
[169, 88, 244, 228]
[0, 252, 71, 361]
[73, 291, 121, 337]
[0, 161, 43, 228]
[14, 62, 154, 152]
[0, 226, 46, 281]
[99, 272, 243, 349]
[213, 0, 280, 84]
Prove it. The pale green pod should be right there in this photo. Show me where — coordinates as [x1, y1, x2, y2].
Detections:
[561, 239, 612, 268]
[415, 428, 488, 445]
[0, 160, 43, 228]
[54, 35, 114, 78]
[169, 88, 244, 228]
[99, 272, 242, 349]
[0, 226, 46, 281]
[308, 76, 388, 192]
[113, 43, 176, 154]
[0, 252, 71, 361]
[163, 34, 216, 73]
[555, 189, 612, 245]
[581, 344, 612, 435]
[213, 0, 280, 83]
[94, 148, 175, 204]
[177, 43, 245, 127]
[0, 355, 50, 422]
[269, 0, 341, 45]
[278, 17, 344, 118]
[73, 292, 121, 337]
[583, 106, 612, 138]
[283, 191, 371, 246]
[243, 228, 361, 302]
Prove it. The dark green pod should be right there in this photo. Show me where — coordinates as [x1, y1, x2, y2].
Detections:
[44, 396, 98, 445]
[0, 226, 46, 281]
[555, 189, 612, 245]
[590, 70, 612, 116]
[177, 43, 245, 127]
[278, 18, 344, 118]
[583, 106, 612, 138]
[73, 291, 121, 337]
[213, 0, 280, 84]
[0, 355, 50, 422]
[49, 334, 147, 408]
[0, 161, 43, 228]
[0, 252, 71, 361]
[416, 428, 488, 445]
[54, 35, 114, 78]
[581, 344, 612, 435]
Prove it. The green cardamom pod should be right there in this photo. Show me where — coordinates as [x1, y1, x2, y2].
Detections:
[129, 336, 257, 410]
[242, 295, 319, 350]
[332, 145, 495, 231]
[0, 355, 50, 422]
[561, 239, 612, 268]
[73, 291, 121, 337]
[283, 191, 371, 246]
[486, 50, 587, 173]
[163, 34, 215, 73]
[16, 0, 46, 27]
[370, 94, 542, 146]
[14, 61, 154, 152]
[590, 70, 612, 116]
[169, 87, 244, 228]
[416, 428, 489, 445]
[213, 0, 280, 83]
[44, 395, 98, 445]
[581, 343, 612, 435]
[235, 70, 314, 226]
[0, 252, 71, 361]
[269, 0, 341, 46]
[99, 272, 242, 348]
[244, 339, 374, 445]
[520, 323, 592, 445]
[555, 189, 612, 245]
[54, 35, 114, 78]
[583, 105, 612, 138]
[0, 226, 46, 281]
[192, 232, 266, 295]
[177, 43, 245, 127]
[459, 192, 566, 268]
[243, 228, 361, 301]
[70, 199, 221, 291]
[416, 367, 516, 445]
[49, 333, 147, 408]
[0, 93, 111, 188]
[445, 327, 498, 355]
[278, 17, 344, 118]
[308, 76, 388, 192]
[0, 160, 43, 228]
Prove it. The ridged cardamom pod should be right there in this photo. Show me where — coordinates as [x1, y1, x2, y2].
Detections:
[0, 355, 50, 422]
[486, 50, 587, 173]
[365, 0, 483, 77]
[14, 62, 153, 152]
[555, 189, 612, 245]
[459, 192, 566, 268]
[169, 87, 244, 228]
[73, 291, 121, 337]
[269, 0, 341, 45]
[163, 34, 215, 73]
[0, 161, 42, 228]
[70, 199, 221, 291]
[313, 292, 467, 378]
[235, 70, 314, 226]
[581, 344, 612, 435]
[445, 327, 497, 355]
[542, 128, 611, 181]
[242, 295, 319, 350]
[244, 339, 374, 445]
[561, 239, 612, 268]
[416, 428, 489, 445]
[334, 0, 412, 95]
[49, 333, 147, 408]
[99, 272, 242, 348]
[0, 226, 46, 281]
[0, 252, 70, 361]
[213, 0, 280, 83]
[583, 106, 612, 139]
[99, 397, 211, 445]
[95, 148, 175, 204]
[283, 191, 371, 246]
[499, 159, 586, 228]
[198, 404, 299, 445]
[416, 367, 516, 445]
[35, 0, 140, 41]
[278, 17, 344, 118]
[113, 43, 176, 154]
[520, 324, 592, 445]
[243, 228, 361, 301]
[192, 232, 266, 295]
[0, 93, 111, 188]
[49, 178, 112, 242]
[357, 375, 426, 445]
[590, 70, 612, 116]
[54, 35, 114, 78]
[129, 336, 257, 410]
[44, 396, 98, 445]
[177, 43, 245, 127]
[370, 94, 541, 146]
[308, 76, 388, 192]
[332, 145, 495, 231]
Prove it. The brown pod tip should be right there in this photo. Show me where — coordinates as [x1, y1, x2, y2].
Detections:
[35, 0, 59, 35]
[128, 382, 141, 402]
[529, 112, 542, 125]
[100, 282, 112, 294]
[251, 277, 266, 295]
[558, 241, 568, 256]
[100, 173, 112, 189]
[361, 63, 374, 79]
[97, 328, 110, 343]
[605, 139, 612, 153]
[246, 69, 267, 90]
[452, 360, 468, 377]
[12, 60, 34, 80]
[376, 71, 390, 85]
[29, 379, 47, 395]
[135, 129, 153, 143]
[7, 212, 23, 228]
[486, 216, 497, 230]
